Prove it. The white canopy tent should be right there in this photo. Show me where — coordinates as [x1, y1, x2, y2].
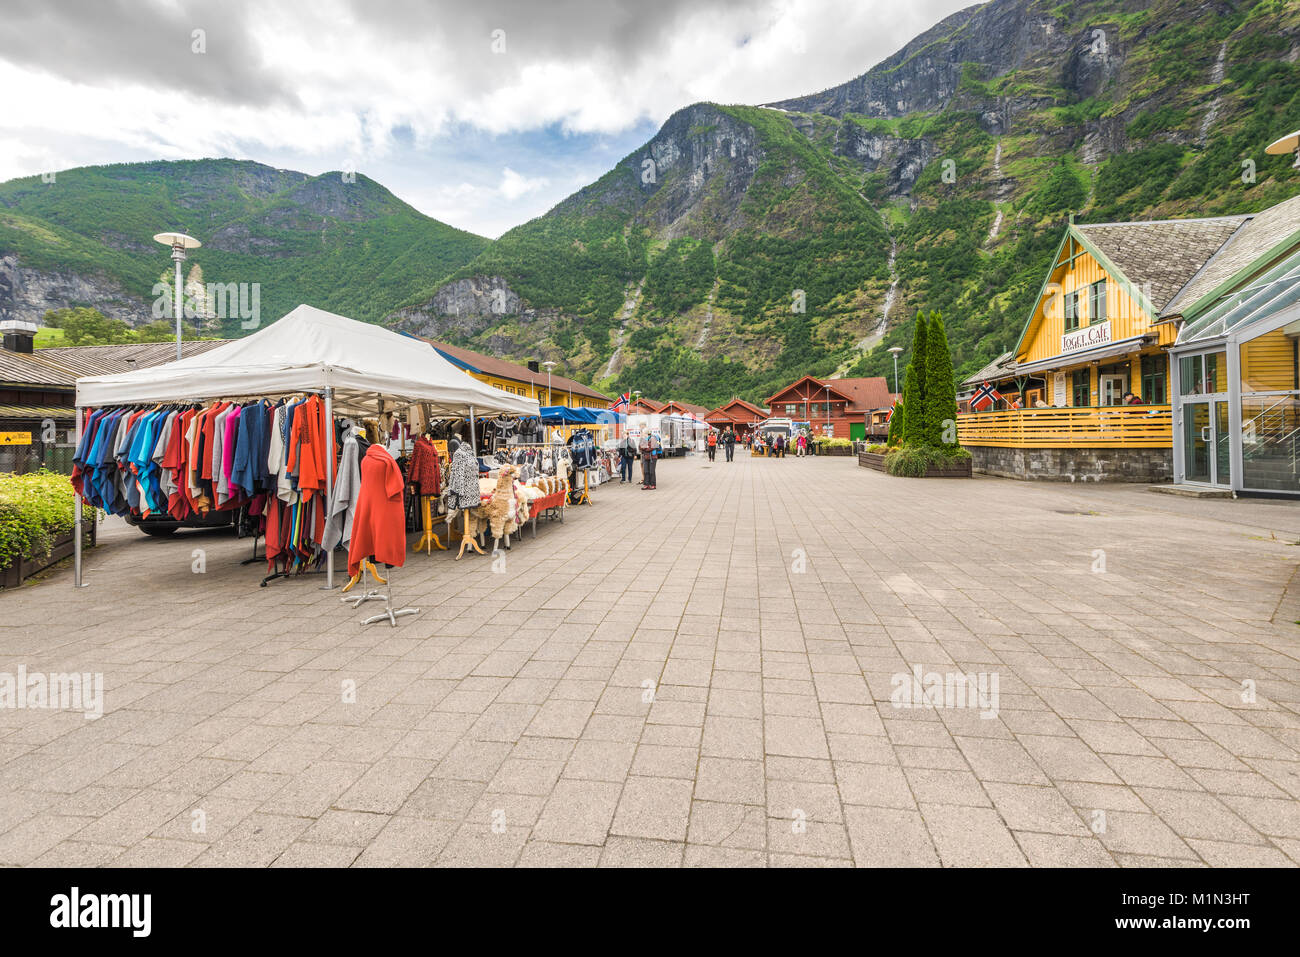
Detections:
[74, 304, 539, 417]
[72, 304, 541, 588]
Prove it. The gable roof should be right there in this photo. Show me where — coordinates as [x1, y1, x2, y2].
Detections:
[766, 375, 895, 411]
[705, 397, 768, 421]
[960, 350, 1017, 389]
[765, 374, 851, 406]
[1074, 214, 1248, 313]
[1161, 193, 1300, 319]
[416, 336, 610, 403]
[663, 400, 711, 416]
[0, 340, 229, 389]
[823, 377, 897, 411]
[630, 398, 666, 413]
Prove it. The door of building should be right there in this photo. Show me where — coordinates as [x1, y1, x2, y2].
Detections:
[1182, 399, 1232, 486]
[1100, 373, 1127, 406]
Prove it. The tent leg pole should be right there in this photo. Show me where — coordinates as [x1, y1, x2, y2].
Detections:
[73, 408, 86, 588]
[322, 386, 335, 591]
[469, 406, 477, 456]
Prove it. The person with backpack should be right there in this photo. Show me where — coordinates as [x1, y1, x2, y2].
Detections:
[723, 427, 735, 462]
[618, 432, 636, 483]
[640, 431, 659, 489]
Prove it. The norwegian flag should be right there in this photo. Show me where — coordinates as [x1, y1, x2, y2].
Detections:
[611, 392, 630, 412]
[970, 381, 1002, 412]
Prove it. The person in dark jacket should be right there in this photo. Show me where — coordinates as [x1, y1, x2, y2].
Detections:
[723, 427, 735, 462]
[640, 432, 658, 489]
[618, 434, 636, 483]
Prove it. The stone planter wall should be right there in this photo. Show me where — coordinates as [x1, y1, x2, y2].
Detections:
[967, 446, 1172, 483]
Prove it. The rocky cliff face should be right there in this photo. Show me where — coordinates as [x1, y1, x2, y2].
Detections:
[0, 255, 143, 325]
[768, 0, 1109, 119]
[390, 275, 526, 339]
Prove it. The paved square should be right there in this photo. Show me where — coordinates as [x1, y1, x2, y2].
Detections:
[2, 455, 1299, 867]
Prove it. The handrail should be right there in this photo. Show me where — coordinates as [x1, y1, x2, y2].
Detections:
[957, 405, 1172, 448]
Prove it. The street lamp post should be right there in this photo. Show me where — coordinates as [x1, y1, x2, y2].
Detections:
[542, 360, 556, 441]
[888, 346, 904, 394]
[153, 232, 201, 360]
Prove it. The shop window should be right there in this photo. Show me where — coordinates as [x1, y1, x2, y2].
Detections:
[1140, 354, 1167, 404]
[1088, 280, 1107, 323]
[784, 404, 797, 415]
[1063, 290, 1081, 332]
[1071, 368, 1090, 407]
[1179, 352, 1227, 395]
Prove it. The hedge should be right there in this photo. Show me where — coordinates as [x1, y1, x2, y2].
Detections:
[0, 470, 78, 568]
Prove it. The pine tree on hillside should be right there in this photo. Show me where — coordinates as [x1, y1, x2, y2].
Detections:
[901, 311, 929, 447]
[924, 310, 959, 449]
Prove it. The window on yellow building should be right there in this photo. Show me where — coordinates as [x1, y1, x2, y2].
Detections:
[1088, 280, 1107, 322]
[1071, 368, 1090, 407]
[1063, 291, 1081, 332]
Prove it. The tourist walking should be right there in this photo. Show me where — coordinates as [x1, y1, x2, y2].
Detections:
[724, 427, 735, 462]
[618, 432, 636, 483]
[640, 431, 659, 489]
[774, 433, 786, 458]
[796, 432, 807, 457]
[707, 429, 717, 462]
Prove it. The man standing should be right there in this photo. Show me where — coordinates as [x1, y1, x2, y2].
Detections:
[640, 431, 658, 489]
[618, 432, 635, 483]
[724, 427, 735, 462]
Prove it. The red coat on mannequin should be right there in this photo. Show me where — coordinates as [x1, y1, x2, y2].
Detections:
[347, 445, 407, 576]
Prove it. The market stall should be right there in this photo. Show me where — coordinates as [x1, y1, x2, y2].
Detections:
[71, 304, 538, 590]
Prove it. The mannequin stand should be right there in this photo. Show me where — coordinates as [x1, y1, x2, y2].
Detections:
[359, 566, 419, 627]
[341, 557, 387, 594]
[413, 496, 446, 553]
[456, 508, 486, 560]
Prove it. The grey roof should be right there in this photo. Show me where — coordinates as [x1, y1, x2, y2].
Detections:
[960, 350, 1016, 388]
[1075, 215, 1248, 312]
[0, 340, 228, 389]
[1161, 193, 1300, 317]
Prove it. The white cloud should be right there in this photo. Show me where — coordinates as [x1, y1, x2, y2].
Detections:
[0, 0, 975, 234]
[498, 166, 549, 200]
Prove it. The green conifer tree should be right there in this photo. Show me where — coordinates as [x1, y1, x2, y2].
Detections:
[901, 312, 929, 446]
[924, 310, 959, 449]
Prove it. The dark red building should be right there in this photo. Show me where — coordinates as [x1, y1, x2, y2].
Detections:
[764, 375, 897, 440]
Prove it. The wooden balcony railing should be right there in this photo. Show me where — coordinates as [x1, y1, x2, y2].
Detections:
[957, 405, 1172, 448]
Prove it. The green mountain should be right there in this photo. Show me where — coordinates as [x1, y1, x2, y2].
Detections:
[0, 159, 488, 334]
[392, 0, 1300, 407]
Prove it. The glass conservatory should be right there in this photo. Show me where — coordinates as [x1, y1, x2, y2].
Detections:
[1169, 246, 1300, 494]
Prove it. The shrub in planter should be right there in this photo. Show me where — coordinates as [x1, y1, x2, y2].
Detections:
[866, 444, 889, 454]
[884, 445, 971, 477]
[0, 470, 78, 568]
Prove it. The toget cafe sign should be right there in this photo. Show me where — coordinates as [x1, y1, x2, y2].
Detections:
[1061, 320, 1112, 355]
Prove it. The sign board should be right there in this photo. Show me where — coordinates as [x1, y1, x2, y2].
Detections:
[1052, 372, 1067, 407]
[1061, 320, 1112, 356]
[432, 439, 448, 461]
[0, 432, 32, 446]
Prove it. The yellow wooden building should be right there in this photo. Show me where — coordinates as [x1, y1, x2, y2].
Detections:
[416, 337, 612, 410]
[958, 194, 1300, 482]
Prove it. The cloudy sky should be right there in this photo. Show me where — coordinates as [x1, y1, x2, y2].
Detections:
[3, 0, 976, 237]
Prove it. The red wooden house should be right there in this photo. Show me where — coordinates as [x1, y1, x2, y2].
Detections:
[763, 376, 896, 440]
[704, 397, 768, 439]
